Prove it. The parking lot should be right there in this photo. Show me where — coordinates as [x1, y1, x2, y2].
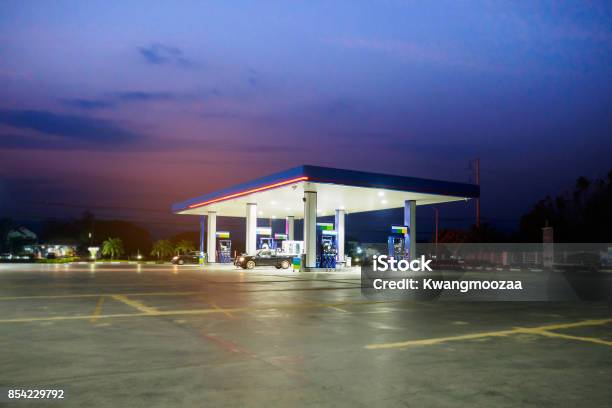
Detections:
[1, 263, 611, 407]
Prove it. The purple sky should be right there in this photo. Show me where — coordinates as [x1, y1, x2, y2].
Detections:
[1, 1, 611, 235]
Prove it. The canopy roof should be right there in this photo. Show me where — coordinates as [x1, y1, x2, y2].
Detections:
[172, 165, 479, 219]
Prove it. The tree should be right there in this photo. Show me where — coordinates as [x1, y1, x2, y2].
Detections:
[40, 213, 153, 256]
[91, 219, 152, 255]
[0, 218, 14, 252]
[174, 239, 195, 255]
[150, 240, 174, 260]
[101, 237, 124, 260]
[519, 171, 612, 242]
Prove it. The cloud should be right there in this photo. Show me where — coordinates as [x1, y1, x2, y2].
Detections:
[0, 110, 140, 144]
[113, 91, 178, 102]
[0, 132, 143, 151]
[0, 133, 84, 150]
[61, 99, 117, 110]
[61, 90, 202, 110]
[138, 43, 194, 67]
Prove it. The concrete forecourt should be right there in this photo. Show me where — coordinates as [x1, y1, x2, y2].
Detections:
[1, 263, 611, 407]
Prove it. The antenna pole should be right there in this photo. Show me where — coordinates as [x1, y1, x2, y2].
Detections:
[475, 158, 480, 228]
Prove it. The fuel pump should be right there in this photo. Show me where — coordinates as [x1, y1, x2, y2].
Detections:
[387, 225, 407, 260]
[216, 231, 232, 263]
[256, 227, 274, 250]
[274, 233, 287, 251]
[316, 223, 337, 269]
[259, 237, 275, 250]
[282, 240, 303, 256]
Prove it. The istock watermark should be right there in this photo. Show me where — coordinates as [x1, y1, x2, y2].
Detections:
[363, 253, 528, 301]
[373, 255, 432, 272]
[361, 243, 612, 302]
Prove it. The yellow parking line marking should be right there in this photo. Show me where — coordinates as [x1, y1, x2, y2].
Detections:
[366, 329, 519, 349]
[518, 328, 612, 347]
[365, 318, 612, 350]
[210, 301, 235, 319]
[0, 300, 393, 324]
[109, 294, 158, 314]
[0, 291, 215, 301]
[90, 296, 105, 322]
[1, 313, 148, 323]
[0, 294, 100, 301]
[0, 286, 359, 301]
[522, 318, 612, 331]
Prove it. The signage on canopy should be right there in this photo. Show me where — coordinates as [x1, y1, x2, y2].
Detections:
[317, 223, 334, 231]
[256, 227, 272, 236]
[392, 226, 407, 234]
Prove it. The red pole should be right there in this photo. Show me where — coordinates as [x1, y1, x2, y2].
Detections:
[475, 158, 480, 228]
[434, 208, 439, 247]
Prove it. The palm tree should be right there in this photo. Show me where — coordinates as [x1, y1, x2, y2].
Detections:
[175, 240, 195, 255]
[101, 237, 124, 260]
[150, 239, 174, 261]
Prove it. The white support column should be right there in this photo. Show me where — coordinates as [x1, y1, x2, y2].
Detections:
[303, 183, 317, 269]
[246, 203, 257, 255]
[206, 212, 217, 263]
[199, 216, 205, 262]
[335, 209, 345, 264]
[404, 200, 416, 260]
[286, 216, 295, 240]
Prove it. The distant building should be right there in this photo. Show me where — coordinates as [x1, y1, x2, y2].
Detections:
[2, 227, 76, 259]
[3, 226, 38, 255]
[23, 244, 77, 259]
[6, 227, 38, 242]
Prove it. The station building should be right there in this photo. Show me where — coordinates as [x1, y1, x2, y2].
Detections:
[172, 165, 479, 270]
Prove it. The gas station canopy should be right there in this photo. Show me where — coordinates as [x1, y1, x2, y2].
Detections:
[172, 165, 479, 218]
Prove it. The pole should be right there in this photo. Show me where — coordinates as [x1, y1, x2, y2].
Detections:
[335, 209, 345, 264]
[434, 208, 439, 247]
[246, 203, 257, 255]
[303, 183, 317, 269]
[475, 158, 480, 229]
[199, 216, 205, 264]
[404, 200, 416, 261]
